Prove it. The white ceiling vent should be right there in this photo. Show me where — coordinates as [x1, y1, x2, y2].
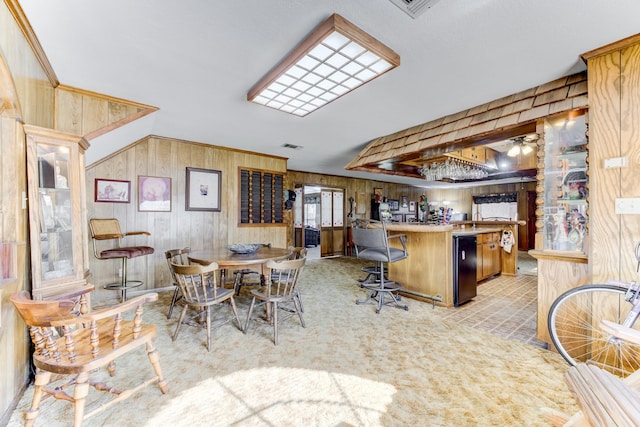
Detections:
[388, 0, 442, 19]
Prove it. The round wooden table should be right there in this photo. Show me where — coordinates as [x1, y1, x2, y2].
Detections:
[188, 246, 292, 285]
[188, 246, 291, 268]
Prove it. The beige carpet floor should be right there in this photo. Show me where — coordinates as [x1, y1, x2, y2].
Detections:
[8, 257, 579, 426]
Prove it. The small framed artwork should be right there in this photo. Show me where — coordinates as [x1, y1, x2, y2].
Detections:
[401, 195, 408, 208]
[186, 167, 221, 211]
[388, 199, 400, 211]
[95, 178, 130, 203]
[409, 201, 416, 212]
[138, 176, 171, 212]
[373, 187, 383, 196]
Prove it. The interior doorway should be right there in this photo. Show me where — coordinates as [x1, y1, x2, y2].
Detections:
[293, 185, 345, 259]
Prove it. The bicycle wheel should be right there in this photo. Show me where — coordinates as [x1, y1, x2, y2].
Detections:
[548, 284, 640, 377]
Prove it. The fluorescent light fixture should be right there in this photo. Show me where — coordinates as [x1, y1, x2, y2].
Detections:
[248, 14, 400, 117]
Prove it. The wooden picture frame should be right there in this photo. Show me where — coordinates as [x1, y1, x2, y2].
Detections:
[95, 178, 130, 203]
[373, 187, 383, 196]
[186, 167, 221, 211]
[138, 176, 171, 212]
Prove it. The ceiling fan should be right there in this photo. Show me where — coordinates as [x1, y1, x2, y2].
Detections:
[507, 134, 538, 157]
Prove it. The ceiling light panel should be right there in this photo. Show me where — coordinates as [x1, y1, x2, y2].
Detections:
[248, 14, 400, 117]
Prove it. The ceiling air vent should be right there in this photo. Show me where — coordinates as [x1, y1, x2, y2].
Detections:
[388, 0, 442, 19]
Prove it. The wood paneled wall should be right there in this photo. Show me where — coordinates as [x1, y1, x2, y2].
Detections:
[86, 136, 288, 304]
[584, 34, 640, 284]
[55, 85, 157, 140]
[0, 1, 56, 421]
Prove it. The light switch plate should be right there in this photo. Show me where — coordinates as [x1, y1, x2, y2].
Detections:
[604, 157, 628, 169]
[615, 198, 640, 214]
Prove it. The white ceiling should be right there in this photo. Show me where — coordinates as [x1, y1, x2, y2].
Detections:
[18, 0, 640, 189]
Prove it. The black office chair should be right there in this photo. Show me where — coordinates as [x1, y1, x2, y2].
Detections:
[351, 219, 409, 313]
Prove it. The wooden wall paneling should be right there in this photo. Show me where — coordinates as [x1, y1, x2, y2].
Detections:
[172, 141, 192, 260]
[33, 79, 54, 129]
[536, 258, 589, 343]
[207, 147, 221, 249]
[108, 101, 128, 124]
[55, 88, 82, 134]
[143, 140, 160, 289]
[82, 95, 108, 136]
[619, 43, 640, 278]
[0, 116, 30, 424]
[588, 51, 623, 284]
[0, 4, 55, 128]
[0, 117, 19, 236]
[87, 163, 115, 297]
[0, 4, 84, 419]
[188, 143, 208, 251]
[150, 138, 174, 288]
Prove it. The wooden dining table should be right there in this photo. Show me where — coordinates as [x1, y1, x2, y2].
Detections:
[188, 246, 292, 285]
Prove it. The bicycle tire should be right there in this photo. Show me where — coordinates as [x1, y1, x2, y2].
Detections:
[548, 283, 640, 377]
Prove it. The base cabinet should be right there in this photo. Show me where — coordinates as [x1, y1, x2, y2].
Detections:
[477, 232, 501, 281]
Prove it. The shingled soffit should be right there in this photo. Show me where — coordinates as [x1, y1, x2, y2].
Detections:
[345, 72, 589, 183]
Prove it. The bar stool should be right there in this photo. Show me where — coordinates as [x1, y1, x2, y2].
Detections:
[89, 218, 154, 302]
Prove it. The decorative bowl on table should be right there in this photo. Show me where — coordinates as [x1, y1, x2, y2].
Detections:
[227, 244, 261, 254]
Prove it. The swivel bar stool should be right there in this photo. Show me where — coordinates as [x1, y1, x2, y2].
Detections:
[89, 218, 154, 302]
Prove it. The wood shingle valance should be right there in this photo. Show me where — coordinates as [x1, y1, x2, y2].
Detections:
[345, 72, 588, 178]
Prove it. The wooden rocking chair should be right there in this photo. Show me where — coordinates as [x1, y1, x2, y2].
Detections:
[10, 291, 168, 427]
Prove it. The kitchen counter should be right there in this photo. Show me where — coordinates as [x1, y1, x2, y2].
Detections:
[452, 227, 503, 236]
[386, 225, 454, 306]
[383, 222, 519, 307]
[384, 223, 453, 233]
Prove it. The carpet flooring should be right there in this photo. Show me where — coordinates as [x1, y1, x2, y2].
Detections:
[7, 256, 578, 427]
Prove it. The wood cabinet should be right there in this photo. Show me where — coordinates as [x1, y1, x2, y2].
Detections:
[25, 125, 91, 300]
[461, 147, 485, 163]
[477, 232, 501, 281]
[476, 239, 483, 281]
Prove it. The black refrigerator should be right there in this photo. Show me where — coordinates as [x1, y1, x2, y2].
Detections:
[453, 235, 478, 307]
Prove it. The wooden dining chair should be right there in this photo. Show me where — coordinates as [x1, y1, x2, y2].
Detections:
[165, 247, 191, 319]
[287, 246, 308, 312]
[10, 291, 168, 427]
[232, 242, 272, 296]
[244, 257, 306, 345]
[171, 261, 242, 352]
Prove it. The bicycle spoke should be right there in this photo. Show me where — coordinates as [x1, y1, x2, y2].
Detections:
[548, 284, 640, 377]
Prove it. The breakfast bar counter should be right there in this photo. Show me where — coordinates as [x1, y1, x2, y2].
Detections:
[384, 222, 519, 307]
[385, 224, 455, 306]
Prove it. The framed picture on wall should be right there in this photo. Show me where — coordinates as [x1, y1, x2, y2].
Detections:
[138, 176, 171, 212]
[186, 167, 221, 211]
[409, 201, 416, 212]
[95, 178, 130, 203]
